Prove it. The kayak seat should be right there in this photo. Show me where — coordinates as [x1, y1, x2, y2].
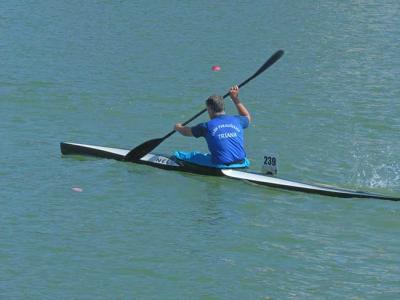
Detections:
[174, 151, 250, 169]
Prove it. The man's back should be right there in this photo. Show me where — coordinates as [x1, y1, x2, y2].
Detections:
[192, 114, 249, 164]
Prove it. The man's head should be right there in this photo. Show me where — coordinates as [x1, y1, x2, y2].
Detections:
[206, 95, 224, 118]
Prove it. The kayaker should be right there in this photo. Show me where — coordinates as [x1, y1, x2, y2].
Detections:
[174, 85, 251, 167]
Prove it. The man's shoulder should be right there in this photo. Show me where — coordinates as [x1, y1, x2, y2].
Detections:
[233, 115, 249, 128]
[210, 114, 246, 124]
[212, 114, 235, 122]
[191, 122, 207, 138]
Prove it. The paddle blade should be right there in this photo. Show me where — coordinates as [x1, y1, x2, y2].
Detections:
[255, 49, 284, 77]
[125, 138, 163, 161]
[237, 50, 284, 90]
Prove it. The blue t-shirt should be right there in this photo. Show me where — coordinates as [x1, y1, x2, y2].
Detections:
[191, 115, 249, 164]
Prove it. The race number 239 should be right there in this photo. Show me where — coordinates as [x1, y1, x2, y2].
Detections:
[262, 155, 277, 175]
[264, 156, 276, 166]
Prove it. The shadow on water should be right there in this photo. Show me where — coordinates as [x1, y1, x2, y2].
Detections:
[173, 171, 228, 227]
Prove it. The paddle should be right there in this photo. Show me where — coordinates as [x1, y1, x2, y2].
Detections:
[125, 49, 285, 161]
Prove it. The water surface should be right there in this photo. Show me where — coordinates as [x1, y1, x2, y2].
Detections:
[1, 1, 399, 299]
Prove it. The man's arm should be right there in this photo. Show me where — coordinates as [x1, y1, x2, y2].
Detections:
[174, 123, 193, 136]
[230, 85, 251, 122]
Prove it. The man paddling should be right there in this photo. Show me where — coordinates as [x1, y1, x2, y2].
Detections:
[174, 85, 251, 167]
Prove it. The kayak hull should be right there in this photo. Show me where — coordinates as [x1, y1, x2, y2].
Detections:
[60, 142, 224, 175]
[60, 142, 400, 201]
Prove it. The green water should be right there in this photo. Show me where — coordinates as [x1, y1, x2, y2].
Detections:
[1, 1, 399, 299]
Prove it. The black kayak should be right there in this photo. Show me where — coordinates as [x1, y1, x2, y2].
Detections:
[60, 142, 400, 201]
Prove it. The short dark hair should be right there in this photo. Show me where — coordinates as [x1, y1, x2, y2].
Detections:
[206, 95, 224, 113]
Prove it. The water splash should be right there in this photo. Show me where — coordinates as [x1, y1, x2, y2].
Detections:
[350, 146, 400, 189]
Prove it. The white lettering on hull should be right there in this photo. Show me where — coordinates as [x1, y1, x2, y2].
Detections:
[147, 154, 179, 166]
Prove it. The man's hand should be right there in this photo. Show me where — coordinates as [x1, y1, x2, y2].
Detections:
[174, 123, 183, 131]
[229, 85, 240, 101]
[229, 84, 251, 122]
[174, 123, 193, 136]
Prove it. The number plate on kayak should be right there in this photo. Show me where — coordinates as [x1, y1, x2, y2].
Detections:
[262, 155, 277, 175]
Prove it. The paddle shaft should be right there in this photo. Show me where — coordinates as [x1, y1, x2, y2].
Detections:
[162, 51, 284, 140]
[163, 83, 246, 139]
